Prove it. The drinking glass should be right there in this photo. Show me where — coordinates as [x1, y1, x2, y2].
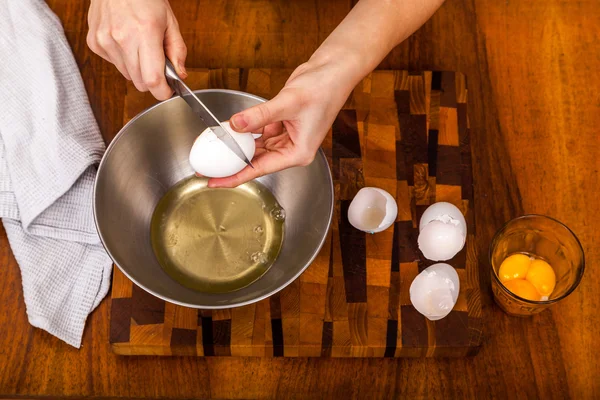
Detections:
[489, 215, 584, 316]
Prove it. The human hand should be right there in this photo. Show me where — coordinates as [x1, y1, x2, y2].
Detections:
[86, 0, 187, 100]
[206, 58, 358, 188]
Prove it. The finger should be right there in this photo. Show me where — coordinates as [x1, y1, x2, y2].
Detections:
[251, 122, 284, 148]
[262, 121, 285, 139]
[86, 28, 109, 59]
[254, 148, 268, 157]
[139, 33, 173, 100]
[164, 19, 188, 78]
[254, 136, 266, 149]
[255, 130, 291, 155]
[90, 44, 109, 62]
[88, 31, 132, 81]
[106, 48, 132, 81]
[207, 151, 295, 188]
[121, 46, 147, 92]
[229, 91, 296, 133]
[249, 121, 283, 137]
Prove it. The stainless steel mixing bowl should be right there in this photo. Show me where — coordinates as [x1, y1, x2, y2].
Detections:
[94, 89, 334, 308]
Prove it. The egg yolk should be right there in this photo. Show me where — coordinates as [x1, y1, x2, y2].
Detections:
[498, 254, 532, 283]
[503, 279, 542, 301]
[526, 259, 556, 297]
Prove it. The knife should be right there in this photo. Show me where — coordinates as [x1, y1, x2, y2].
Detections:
[164, 59, 254, 168]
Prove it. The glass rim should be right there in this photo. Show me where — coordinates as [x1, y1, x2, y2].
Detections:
[489, 214, 585, 305]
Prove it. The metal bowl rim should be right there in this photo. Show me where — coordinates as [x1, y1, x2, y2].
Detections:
[93, 88, 334, 309]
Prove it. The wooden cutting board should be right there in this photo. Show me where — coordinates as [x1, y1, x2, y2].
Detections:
[109, 68, 482, 357]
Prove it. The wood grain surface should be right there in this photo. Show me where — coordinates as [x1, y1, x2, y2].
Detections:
[111, 68, 482, 357]
[0, 0, 598, 398]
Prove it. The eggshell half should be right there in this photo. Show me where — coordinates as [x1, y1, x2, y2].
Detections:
[418, 202, 467, 261]
[419, 202, 466, 236]
[189, 121, 256, 178]
[348, 187, 398, 233]
[409, 263, 460, 321]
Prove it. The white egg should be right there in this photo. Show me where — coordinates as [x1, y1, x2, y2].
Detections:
[348, 187, 398, 233]
[418, 202, 467, 261]
[409, 263, 460, 321]
[189, 120, 256, 178]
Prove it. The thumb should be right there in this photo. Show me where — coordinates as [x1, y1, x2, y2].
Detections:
[164, 20, 188, 78]
[230, 91, 295, 133]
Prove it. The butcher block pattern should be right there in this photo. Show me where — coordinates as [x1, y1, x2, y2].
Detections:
[110, 69, 482, 357]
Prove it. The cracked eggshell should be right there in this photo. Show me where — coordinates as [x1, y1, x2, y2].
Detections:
[419, 202, 466, 234]
[418, 202, 467, 261]
[347, 187, 398, 233]
[189, 120, 256, 178]
[409, 263, 460, 321]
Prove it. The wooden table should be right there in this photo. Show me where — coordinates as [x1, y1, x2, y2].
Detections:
[0, 0, 597, 398]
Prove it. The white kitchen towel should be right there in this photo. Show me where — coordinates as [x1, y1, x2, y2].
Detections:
[0, 0, 113, 348]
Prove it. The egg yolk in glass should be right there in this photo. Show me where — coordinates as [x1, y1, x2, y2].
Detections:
[498, 254, 532, 282]
[526, 259, 556, 297]
[503, 279, 542, 301]
[497, 253, 557, 301]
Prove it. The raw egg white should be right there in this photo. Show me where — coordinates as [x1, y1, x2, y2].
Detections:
[409, 263, 460, 321]
[347, 187, 398, 233]
[418, 202, 467, 261]
[189, 121, 256, 178]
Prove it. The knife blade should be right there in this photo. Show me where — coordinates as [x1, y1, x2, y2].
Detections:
[164, 59, 254, 168]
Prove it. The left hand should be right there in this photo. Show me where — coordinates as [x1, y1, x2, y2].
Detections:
[86, 0, 187, 100]
[206, 57, 357, 188]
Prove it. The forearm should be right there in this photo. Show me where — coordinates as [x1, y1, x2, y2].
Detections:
[309, 0, 445, 85]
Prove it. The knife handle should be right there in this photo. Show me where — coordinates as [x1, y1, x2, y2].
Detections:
[164, 58, 183, 97]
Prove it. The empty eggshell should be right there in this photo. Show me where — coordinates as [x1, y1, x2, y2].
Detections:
[418, 202, 467, 261]
[348, 187, 398, 233]
[409, 263, 460, 321]
[189, 120, 256, 178]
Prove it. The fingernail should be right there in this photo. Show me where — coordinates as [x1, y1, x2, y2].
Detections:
[231, 114, 248, 130]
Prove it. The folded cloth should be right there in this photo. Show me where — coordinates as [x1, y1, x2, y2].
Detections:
[0, 0, 112, 348]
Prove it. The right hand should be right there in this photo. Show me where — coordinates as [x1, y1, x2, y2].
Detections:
[86, 0, 187, 100]
[207, 57, 358, 188]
